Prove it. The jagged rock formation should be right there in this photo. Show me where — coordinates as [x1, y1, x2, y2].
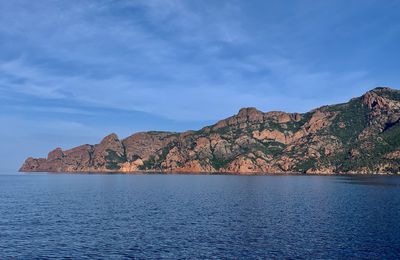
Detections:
[20, 87, 400, 174]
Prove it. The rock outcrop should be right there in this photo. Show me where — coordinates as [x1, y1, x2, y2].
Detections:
[20, 87, 400, 174]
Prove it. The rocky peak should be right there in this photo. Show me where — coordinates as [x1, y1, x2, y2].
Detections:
[362, 89, 390, 109]
[236, 107, 264, 122]
[94, 133, 124, 160]
[369, 86, 395, 94]
[47, 147, 64, 160]
[237, 107, 260, 116]
[100, 133, 120, 145]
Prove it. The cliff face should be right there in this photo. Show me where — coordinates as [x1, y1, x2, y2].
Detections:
[20, 87, 400, 174]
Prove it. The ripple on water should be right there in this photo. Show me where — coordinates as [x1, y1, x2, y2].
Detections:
[0, 173, 399, 258]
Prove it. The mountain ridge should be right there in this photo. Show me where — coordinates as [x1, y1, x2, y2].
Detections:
[20, 87, 400, 174]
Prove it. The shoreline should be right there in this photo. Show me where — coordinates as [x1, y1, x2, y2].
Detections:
[18, 171, 400, 176]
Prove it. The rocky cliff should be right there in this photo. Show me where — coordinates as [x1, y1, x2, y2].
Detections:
[20, 87, 400, 174]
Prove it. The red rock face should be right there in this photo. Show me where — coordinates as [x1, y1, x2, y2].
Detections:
[47, 148, 64, 160]
[91, 133, 125, 168]
[20, 87, 400, 174]
[122, 132, 177, 161]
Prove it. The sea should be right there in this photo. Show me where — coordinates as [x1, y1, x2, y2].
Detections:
[0, 173, 399, 259]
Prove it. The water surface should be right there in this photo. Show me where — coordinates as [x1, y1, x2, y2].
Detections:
[0, 173, 399, 258]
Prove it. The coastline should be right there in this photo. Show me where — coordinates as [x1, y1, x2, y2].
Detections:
[18, 170, 400, 176]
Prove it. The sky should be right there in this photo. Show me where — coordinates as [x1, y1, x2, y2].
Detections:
[1, 0, 400, 171]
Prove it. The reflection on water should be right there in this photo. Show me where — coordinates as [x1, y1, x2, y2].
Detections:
[333, 175, 400, 187]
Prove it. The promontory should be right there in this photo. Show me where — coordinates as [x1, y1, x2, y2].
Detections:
[20, 87, 400, 174]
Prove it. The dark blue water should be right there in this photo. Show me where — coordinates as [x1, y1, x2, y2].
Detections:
[0, 173, 399, 259]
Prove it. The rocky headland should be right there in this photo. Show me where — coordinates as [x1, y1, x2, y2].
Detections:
[20, 87, 400, 174]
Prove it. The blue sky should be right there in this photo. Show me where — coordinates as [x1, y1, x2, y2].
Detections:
[1, 0, 399, 171]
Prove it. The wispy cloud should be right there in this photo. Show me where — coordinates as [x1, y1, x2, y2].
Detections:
[1, 0, 388, 121]
[0, 55, 376, 121]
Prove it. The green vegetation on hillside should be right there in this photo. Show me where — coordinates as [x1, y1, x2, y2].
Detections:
[105, 150, 126, 170]
[328, 98, 370, 144]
